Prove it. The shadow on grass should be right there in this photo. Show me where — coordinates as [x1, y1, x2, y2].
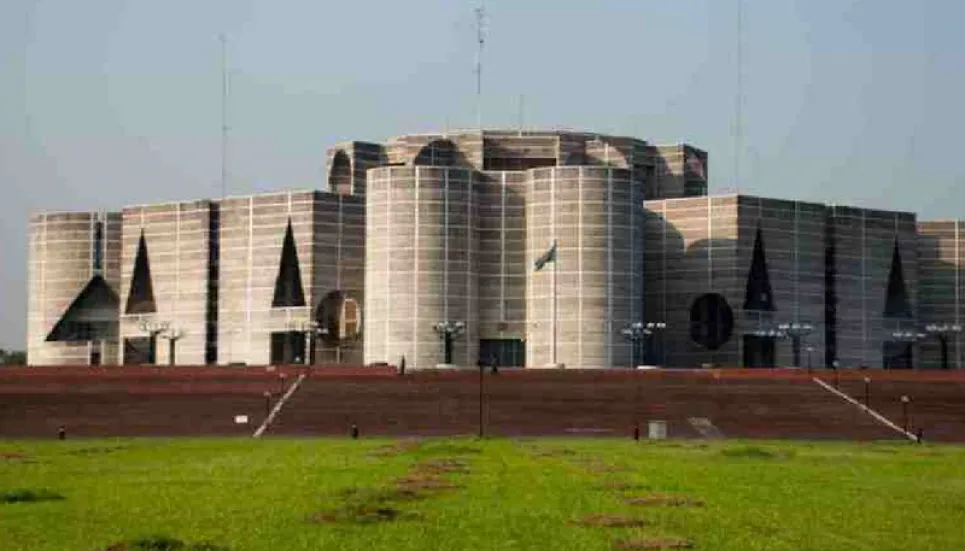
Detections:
[103, 535, 229, 550]
[313, 450, 474, 525]
[67, 446, 128, 456]
[613, 536, 694, 549]
[720, 445, 794, 459]
[626, 494, 705, 508]
[1, 489, 64, 504]
[572, 514, 648, 528]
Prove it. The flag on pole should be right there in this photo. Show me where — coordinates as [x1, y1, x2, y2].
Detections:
[534, 241, 557, 271]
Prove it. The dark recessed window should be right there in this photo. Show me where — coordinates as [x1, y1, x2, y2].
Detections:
[690, 293, 734, 350]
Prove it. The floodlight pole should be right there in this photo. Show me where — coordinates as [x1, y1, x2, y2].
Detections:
[478, 360, 485, 438]
[162, 329, 184, 366]
[778, 322, 814, 368]
[924, 323, 962, 370]
[434, 321, 466, 366]
[139, 320, 170, 366]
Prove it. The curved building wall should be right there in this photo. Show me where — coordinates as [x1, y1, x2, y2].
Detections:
[526, 167, 644, 368]
[365, 166, 478, 368]
[477, 171, 527, 343]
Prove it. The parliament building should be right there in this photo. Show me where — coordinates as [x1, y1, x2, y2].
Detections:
[26, 130, 965, 369]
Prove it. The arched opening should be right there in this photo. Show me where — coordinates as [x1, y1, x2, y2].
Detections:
[413, 139, 458, 166]
[315, 290, 362, 363]
[329, 150, 352, 195]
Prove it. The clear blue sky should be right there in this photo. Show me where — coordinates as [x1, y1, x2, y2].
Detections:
[1, 0, 964, 350]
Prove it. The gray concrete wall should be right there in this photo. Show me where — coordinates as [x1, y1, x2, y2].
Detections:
[476, 171, 527, 340]
[364, 166, 479, 369]
[325, 141, 386, 197]
[27, 211, 122, 366]
[310, 192, 366, 364]
[831, 206, 918, 368]
[527, 166, 644, 369]
[218, 191, 317, 365]
[916, 221, 964, 368]
[119, 201, 212, 365]
[737, 196, 827, 368]
[645, 145, 708, 199]
[643, 196, 740, 368]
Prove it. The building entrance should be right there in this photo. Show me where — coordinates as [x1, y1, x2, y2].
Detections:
[882, 341, 913, 369]
[270, 331, 307, 365]
[743, 335, 776, 368]
[478, 339, 525, 368]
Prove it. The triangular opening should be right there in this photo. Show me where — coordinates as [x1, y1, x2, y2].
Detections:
[46, 275, 120, 342]
[884, 239, 912, 318]
[125, 231, 157, 314]
[743, 226, 776, 311]
[272, 219, 307, 308]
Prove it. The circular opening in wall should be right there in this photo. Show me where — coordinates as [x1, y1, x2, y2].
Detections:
[689, 293, 734, 350]
[316, 291, 361, 344]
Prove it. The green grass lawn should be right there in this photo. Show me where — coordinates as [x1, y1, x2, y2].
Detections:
[1, 437, 964, 551]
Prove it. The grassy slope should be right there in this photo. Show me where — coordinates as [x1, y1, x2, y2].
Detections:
[0, 438, 963, 551]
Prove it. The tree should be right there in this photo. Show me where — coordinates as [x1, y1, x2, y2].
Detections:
[0, 349, 26, 365]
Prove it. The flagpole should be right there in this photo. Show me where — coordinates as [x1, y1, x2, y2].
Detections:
[552, 239, 558, 367]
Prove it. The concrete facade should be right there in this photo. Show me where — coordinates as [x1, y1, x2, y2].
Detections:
[27, 211, 122, 365]
[916, 221, 965, 368]
[119, 201, 214, 365]
[645, 195, 923, 369]
[25, 128, 965, 369]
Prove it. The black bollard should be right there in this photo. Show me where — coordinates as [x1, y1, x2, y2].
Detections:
[916, 428, 924, 444]
[57, 426, 66, 440]
[350, 423, 359, 439]
[633, 423, 640, 441]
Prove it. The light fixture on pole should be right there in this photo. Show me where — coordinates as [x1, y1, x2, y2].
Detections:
[160, 327, 185, 366]
[433, 321, 466, 368]
[620, 321, 667, 368]
[901, 395, 911, 432]
[777, 321, 814, 368]
[138, 319, 170, 365]
[923, 323, 962, 370]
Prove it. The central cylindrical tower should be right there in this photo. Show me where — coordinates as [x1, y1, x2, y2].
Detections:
[365, 166, 478, 368]
[526, 166, 644, 368]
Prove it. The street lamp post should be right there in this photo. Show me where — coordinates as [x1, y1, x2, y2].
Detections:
[160, 328, 184, 366]
[924, 323, 963, 370]
[477, 358, 485, 438]
[433, 321, 466, 367]
[620, 323, 645, 368]
[901, 395, 911, 432]
[138, 320, 170, 365]
[777, 322, 815, 368]
[620, 321, 667, 368]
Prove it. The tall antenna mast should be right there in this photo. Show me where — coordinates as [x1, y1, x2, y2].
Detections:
[474, 5, 487, 131]
[734, 0, 743, 194]
[220, 33, 229, 200]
